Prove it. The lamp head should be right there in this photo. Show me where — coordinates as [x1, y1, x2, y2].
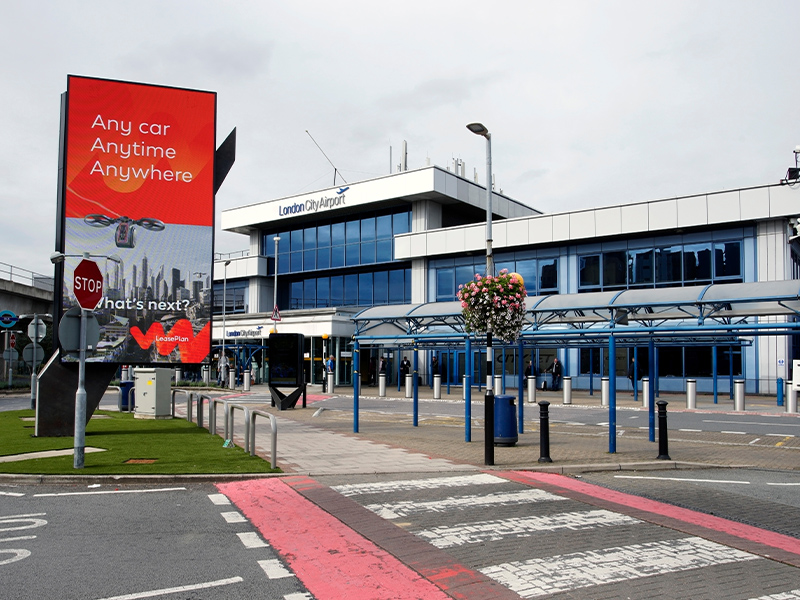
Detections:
[49, 251, 65, 264]
[466, 122, 489, 137]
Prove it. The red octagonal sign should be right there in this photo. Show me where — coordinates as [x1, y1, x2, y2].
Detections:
[73, 259, 104, 309]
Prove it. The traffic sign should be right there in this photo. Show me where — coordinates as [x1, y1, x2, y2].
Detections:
[9, 333, 16, 349]
[27, 318, 46, 342]
[272, 305, 281, 322]
[2, 348, 17, 362]
[58, 306, 100, 356]
[0, 310, 17, 328]
[22, 343, 45, 368]
[73, 259, 104, 309]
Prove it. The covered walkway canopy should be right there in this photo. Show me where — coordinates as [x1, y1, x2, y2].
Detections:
[350, 280, 800, 455]
[353, 280, 800, 342]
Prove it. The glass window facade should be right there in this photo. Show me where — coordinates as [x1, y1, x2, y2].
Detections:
[265, 208, 410, 276]
[285, 268, 412, 308]
[578, 240, 742, 292]
[432, 253, 559, 301]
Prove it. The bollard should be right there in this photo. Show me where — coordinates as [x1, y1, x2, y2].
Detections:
[405, 374, 413, 398]
[527, 375, 536, 404]
[777, 377, 784, 407]
[175, 368, 181, 384]
[433, 374, 441, 399]
[686, 379, 696, 409]
[656, 400, 671, 460]
[787, 381, 798, 413]
[734, 379, 746, 411]
[243, 371, 251, 391]
[601, 377, 609, 407]
[494, 374, 503, 395]
[121, 366, 129, 381]
[562, 376, 572, 405]
[538, 400, 552, 463]
[379, 373, 386, 397]
[642, 377, 650, 409]
[228, 371, 236, 389]
[202, 366, 210, 386]
[327, 372, 335, 394]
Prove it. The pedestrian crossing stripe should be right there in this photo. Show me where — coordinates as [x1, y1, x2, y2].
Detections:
[364, 489, 567, 519]
[480, 536, 760, 598]
[331, 473, 505, 496]
[416, 510, 641, 549]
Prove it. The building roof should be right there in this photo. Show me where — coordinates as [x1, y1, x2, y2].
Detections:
[220, 165, 540, 235]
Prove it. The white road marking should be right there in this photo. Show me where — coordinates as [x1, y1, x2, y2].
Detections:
[417, 510, 640, 549]
[365, 489, 567, 519]
[284, 594, 313, 600]
[766, 482, 800, 486]
[94, 576, 244, 599]
[480, 537, 759, 598]
[722, 431, 747, 435]
[679, 428, 702, 432]
[615, 475, 750, 484]
[749, 438, 761, 445]
[0, 491, 24, 497]
[767, 433, 795, 437]
[237, 531, 270, 548]
[749, 588, 800, 599]
[207, 493, 230, 505]
[221, 511, 246, 523]
[0, 548, 31, 566]
[0, 514, 48, 532]
[258, 558, 294, 579]
[33, 487, 185, 497]
[704, 419, 800, 428]
[332, 473, 505, 496]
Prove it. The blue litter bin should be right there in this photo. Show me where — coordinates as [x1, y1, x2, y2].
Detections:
[119, 380, 135, 411]
[494, 394, 518, 446]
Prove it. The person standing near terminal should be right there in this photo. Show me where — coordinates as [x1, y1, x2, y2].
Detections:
[400, 356, 410, 386]
[550, 357, 562, 391]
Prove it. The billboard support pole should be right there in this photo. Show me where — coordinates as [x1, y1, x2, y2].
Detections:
[74, 307, 87, 469]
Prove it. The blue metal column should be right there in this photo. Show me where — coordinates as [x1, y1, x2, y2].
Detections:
[465, 338, 472, 442]
[729, 345, 734, 399]
[353, 340, 360, 433]
[633, 346, 639, 402]
[712, 345, 718, 404]
[589, 348, 594, 396]
[655, 346, 660, 397]
[517, 338, 524, 434]
[609, 333, 617, 454]
[648, 336, 655, 442]
[413, 343, 419, 427]
[397, 348, 401, 392]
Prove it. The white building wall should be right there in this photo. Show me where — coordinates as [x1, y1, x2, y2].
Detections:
[756, 219, 792, 393]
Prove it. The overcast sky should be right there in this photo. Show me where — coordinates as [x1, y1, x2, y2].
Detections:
[3, 1, 800, 278]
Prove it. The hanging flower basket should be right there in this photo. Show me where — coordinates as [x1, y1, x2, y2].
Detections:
[457, 269, 527, 343]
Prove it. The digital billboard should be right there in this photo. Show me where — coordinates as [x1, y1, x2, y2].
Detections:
[58, 76, 216, 365]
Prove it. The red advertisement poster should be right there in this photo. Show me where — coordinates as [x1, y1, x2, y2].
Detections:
[60, 76, 216, 365]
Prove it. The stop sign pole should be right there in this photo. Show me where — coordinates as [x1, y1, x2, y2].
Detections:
[73, 255, 104, 469]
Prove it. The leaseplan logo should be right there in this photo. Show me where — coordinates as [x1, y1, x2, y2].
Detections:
[278, 187, 350, 217]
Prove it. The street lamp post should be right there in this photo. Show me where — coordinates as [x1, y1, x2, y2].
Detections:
[273, 236, 280, 332]
[467, 122, 495, 466]
[222, 259, 231, 386]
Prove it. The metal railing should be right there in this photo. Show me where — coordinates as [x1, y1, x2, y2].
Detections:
[0, 262, 54, 292]
[225, 403, 248, 445]
[248, 409, 277, 467]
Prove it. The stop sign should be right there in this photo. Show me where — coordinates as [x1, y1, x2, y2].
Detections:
[73, 259, 104, 309]
[9, 333, 16, 348]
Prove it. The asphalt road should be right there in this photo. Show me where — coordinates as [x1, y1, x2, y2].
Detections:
[0, 482, 311, 600]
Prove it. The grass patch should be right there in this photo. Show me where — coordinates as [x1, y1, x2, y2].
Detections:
[0, 410, 278, 475]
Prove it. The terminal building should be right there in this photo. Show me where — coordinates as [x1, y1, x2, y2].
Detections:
[213, 162, 800, 396]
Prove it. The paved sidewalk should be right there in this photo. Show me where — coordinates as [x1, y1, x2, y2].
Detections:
[208, 382, 800, 475]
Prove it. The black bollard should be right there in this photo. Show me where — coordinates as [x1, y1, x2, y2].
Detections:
[485, 388, 495, 466]
[656, 400, 671, 460]
[538, 400, 552, 463]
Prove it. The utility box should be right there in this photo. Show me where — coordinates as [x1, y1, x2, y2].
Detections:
[134, 368, 172, 419]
